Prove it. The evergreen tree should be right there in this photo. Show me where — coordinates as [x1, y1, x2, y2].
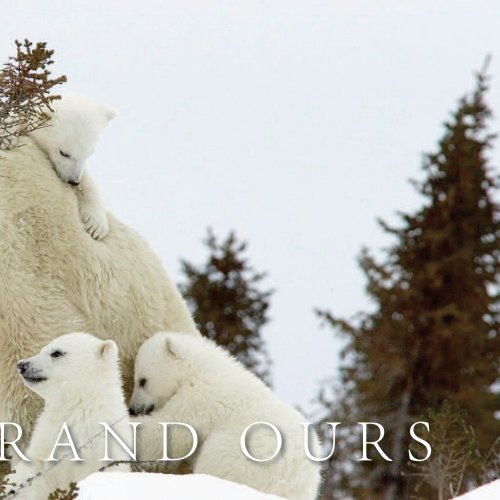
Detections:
[316, 68, 499, 499]
[0, 39, 66, 148]
[407, 401, 480, 500]
[180, 229, 274, 384]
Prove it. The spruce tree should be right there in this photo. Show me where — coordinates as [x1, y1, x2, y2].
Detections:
[0, 39, 66, 148]
[407, 401, 480, 500]
[180, 229, 274, 384]
[316, 68, 499, 499]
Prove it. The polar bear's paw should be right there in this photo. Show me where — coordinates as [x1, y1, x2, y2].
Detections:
[80, 205, 109, 240]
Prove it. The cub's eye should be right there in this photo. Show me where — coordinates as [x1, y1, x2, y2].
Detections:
[139, 378, 147, 388]
[59, 150, 70, 158]
[50, 350, 64, 358]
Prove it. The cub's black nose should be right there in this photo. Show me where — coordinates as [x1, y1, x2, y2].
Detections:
[17, 360, 29, 374]
[68, 180, 80, 186]
[128, 404, 155, 416]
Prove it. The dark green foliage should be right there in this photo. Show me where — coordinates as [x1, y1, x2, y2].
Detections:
[180, 229, 274, 384]
[408, 401, 480, 500]
[316, 67, 499, 499]
[0, 39, 66, 148]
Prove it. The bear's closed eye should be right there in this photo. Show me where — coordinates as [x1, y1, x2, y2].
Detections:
[51, 350, 64, 358]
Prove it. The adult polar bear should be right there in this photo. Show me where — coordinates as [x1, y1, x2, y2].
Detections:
[0, 133, 197, 440]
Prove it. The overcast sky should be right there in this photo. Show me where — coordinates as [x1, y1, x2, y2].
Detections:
[3, 1, 500, 409]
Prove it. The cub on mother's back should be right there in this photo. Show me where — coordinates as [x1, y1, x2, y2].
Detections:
[130, 332, 322, 500]
[1, 93, 115, 240]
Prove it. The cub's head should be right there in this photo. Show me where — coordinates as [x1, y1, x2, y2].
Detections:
[16, 332, 119, 401]
[30, 93, 116, 185]
[129, 332, 190, 416]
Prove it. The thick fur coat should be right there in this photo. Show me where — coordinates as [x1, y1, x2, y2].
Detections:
[0, 138, 198, 440]
[130, 333, 322, 500]
[8, 333, 133, 500]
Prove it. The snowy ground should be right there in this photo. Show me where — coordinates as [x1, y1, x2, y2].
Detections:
[77, 472, 285, 500]
[77, 473, 500, 499]
[454, 479, 500, 499]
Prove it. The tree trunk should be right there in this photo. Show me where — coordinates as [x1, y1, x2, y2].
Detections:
[384, 380, 412, 500]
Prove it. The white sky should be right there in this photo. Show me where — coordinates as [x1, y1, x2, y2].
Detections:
[2, 1, 500, 409]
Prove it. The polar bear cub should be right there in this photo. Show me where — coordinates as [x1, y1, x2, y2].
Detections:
[32, 94, 115, 240]
[2, 93, 115, 240]
[129, 332, 322, 500]
[8, 333, 132, 500]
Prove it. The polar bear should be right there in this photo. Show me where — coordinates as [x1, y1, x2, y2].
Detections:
[0, 126, 198, 442]
[7, 333, 133, 500]
[129, 332, 322, 500]
[2, 93, 115, 240]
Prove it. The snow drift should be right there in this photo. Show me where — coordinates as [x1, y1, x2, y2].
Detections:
[454, 479, 500, 499]
[77, 472, 285, 499]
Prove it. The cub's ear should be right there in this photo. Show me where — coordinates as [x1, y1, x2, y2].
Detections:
[165, 338, 178, 359]
[99, 340, 118, 360]
[102, 106, 117, 122]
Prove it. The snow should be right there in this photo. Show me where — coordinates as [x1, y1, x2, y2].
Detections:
[77, 472, 285, 500]
[76, 473, 500, 500]
[454, 480, 500, 499]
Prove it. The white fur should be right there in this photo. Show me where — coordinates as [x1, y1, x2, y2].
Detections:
[130, 333, 322, 500]
[7, 333, 132, 499]
[0, 135, 198, 441]
[27, 93, 115, 240]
